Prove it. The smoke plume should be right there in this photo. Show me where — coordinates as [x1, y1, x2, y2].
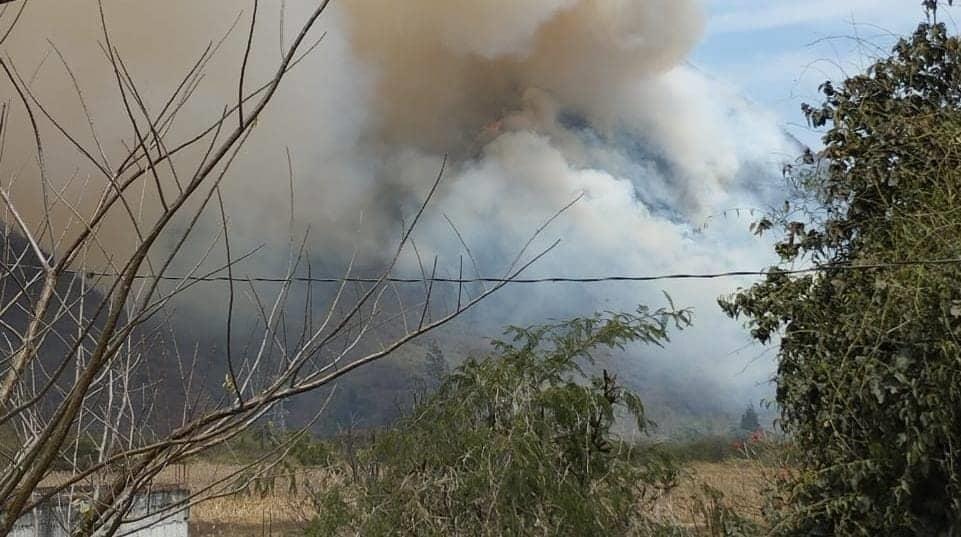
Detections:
[1, 0, 795, 429]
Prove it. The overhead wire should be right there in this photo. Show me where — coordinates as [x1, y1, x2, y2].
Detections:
[5, 257, 961, 285]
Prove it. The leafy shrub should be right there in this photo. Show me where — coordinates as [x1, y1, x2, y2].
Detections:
[287, 433, 334, 467]
[307, 304, 692, 536]
[722, 17, 961, 536]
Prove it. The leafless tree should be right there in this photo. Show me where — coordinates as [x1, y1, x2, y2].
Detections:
[0, 2, 553, 535]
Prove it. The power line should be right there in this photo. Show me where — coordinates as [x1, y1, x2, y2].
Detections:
[7, 258, 961, 285]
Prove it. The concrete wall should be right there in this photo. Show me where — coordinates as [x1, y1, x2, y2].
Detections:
[9, 489, 189, 537]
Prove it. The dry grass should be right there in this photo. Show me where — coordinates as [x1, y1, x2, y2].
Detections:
[41, 462, 330, 536]
[42, 458, 774, 535]
[179, 460, 774, 536]
[174, 462, 332, 536]
[652, 459, 773, 530]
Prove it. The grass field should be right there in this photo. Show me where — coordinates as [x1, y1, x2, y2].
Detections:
[34, 435, 779, 535]
[168, 462, 323, 537]
[173, 459, 773, 536]
[653, 461, 770, 530]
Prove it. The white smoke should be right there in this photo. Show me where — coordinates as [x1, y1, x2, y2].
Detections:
[1, 0, 795, 425]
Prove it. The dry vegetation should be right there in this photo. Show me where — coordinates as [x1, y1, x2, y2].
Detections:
[40, 462, 322, 536]
[130, 459, 772, 536]
[653, 461, 769, 529]
[175, 463, 321, 537]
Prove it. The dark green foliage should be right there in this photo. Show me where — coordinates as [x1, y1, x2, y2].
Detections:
[309, 486, 356, 534]
[206, 425, 333, 467]
[51, 435, 100, 472]
[650, 436, 745, 464]
[722, 19, 961, 536]
[307, 305, 693, 536]
[288, 432, 335, 467]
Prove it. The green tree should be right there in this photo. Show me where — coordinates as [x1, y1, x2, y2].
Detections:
[739, 405, 760, 433]
[308, 304, 693, 536]
[721, 16, 961, 536]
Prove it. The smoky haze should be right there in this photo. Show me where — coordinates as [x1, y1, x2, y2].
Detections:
[1, 0, 794, 432]
[343, 0, 703, 149]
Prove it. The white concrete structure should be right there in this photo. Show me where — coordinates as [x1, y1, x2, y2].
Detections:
[9, 488, 189, 537]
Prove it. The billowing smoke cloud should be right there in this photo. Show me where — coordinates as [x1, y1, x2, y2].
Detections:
[342, 0, 702, 148]
[1, 0, 795, 429]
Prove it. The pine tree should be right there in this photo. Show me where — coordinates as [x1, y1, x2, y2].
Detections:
[739, 405, 760, 433]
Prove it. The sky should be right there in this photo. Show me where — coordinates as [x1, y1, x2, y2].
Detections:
[696, 0, 947, 147]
